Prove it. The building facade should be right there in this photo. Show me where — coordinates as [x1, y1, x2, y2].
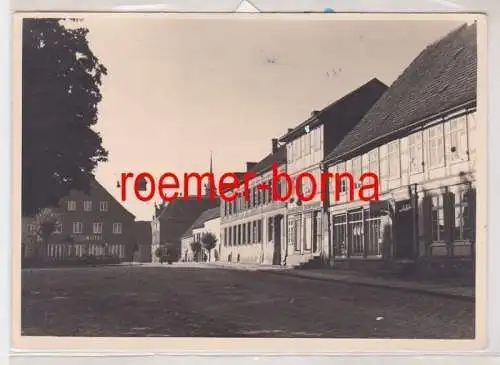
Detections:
[133, 220, 152, 262]
[151, 196, 219, 263]
[181, 207, 221, 262]
[220, 140, 287, 265]
[22, 179, 136, 262]
[323, 23, 478, 263]
[278, 78, 388, 267]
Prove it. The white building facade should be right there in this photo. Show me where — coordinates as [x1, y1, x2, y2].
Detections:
[220, 141, 287, 265]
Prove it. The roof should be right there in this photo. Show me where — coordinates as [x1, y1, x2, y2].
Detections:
[191, 207, 220, 229]
[157, 195, 219, 220]
[279, 78, 388, 143]
[248, 145, 287, 175]
[84, 178, 136, 220]
[181, 207, 220, 238]
[325, 22, 477, 163]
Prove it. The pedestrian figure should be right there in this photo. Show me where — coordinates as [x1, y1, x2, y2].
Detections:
[379, 204, 394, 261]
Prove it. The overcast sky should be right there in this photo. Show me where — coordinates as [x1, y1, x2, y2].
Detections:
[80, 14, 467, 221]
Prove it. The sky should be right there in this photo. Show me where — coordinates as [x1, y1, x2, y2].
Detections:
[80, 14, 465, 221]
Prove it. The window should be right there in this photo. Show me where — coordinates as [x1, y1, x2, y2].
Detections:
[304, 133, 310, 155]
[448, 116, 467, 162]
[352, 157, 362, 188]
[257, 219, 263, 243]
[247, 222, 251, 243]
[296, 139, 302, 159]
[67, 200, 76, 211]
[314, 128, 321, 151]
[28, 223, 36, 234]
[252, 221, 257, 243]
[379, 147, 388, 180]
[431, 195, 445, 242]
[228, 227, 232, 246]
[455, 189, 476, 241]
[93, 222, 103, 234]
[54, 220, 63, 234]
[337, 163, 348, 193]
[409, 132, 423, 174]
[242, 223, 247, 244]
[268, 217, 274, 241]
[428, 124, 445, 168]
[99, 201, 109, 212]
[368, 149, 379, 175]
[83, 200, 92, 211]
[112, 222, 122, 234]
[73, 222, 83, 234]
[387, 141, 400, 178]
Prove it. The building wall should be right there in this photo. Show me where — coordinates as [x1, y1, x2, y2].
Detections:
[181, 236, 193, 261]
[22, 183, 135, 262]
[134, 221, 152, 262]
[327, 108, 477, 260]
[220, 163, 287, 264]
[284, 125, 326, 265]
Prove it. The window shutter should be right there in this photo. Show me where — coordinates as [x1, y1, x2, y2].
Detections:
[464, 188, 476, 243]
[442, 191, 455, 245]
[421, 195, 433, 245]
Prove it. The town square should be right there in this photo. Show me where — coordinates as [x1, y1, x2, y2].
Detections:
[19, 14, 480, 340]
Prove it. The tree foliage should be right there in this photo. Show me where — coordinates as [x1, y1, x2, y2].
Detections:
[190, 241, 202, 262]
[22, 18, 108, 216]
[201, 232, 218, 262]
[33, 208, 59, 242]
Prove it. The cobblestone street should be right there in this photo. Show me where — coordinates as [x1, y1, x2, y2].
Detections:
[21, 265, 475, 338]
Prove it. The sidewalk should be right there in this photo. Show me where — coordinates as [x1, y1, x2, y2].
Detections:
[188, 261, 475, 301]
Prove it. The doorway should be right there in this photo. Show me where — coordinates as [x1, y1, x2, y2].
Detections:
[272, 215, 283, 265]
[394, 199, 414, 259]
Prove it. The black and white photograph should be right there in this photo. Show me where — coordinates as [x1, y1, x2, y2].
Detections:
[13, 12, 486, 350]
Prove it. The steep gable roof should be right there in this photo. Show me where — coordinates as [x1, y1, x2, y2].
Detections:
[248, 145, 287, 176]
[325, 22, 477, 163]
[157, 195, 219, 221]
[279, 78, 388, 143]
[180, 206, 220, 238]
[65, 178, 136, 220]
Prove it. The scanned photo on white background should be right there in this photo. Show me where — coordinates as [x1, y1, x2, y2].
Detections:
[12, 12, 487, 351]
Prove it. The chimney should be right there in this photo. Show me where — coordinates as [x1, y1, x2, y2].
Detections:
[311, 110, 320, 117]
[288, 128, 293, 133]
[246, 162, 257, 171]
[272, 138, 279, 154]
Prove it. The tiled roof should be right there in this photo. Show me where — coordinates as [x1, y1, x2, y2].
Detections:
[248, 145, 287, 175]
[181, 207, 220, 238]
[325, 22, 477, 163]
[279, 78, 388, 143]
[191, 207, 220, 229]
[157, 195, 219, 220]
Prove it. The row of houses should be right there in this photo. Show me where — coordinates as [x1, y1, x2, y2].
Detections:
[177, 22, 478, 269]
[23, 23, 478, 270]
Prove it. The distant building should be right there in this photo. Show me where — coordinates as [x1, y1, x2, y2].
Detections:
[21, 178, 136, 262]
[151, 196, 219, 263]
[181, 207, 221, 262]
[324, 23, 477, 262]
[133, 221, 152, 262]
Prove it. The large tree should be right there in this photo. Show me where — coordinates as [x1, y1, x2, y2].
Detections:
[22, 18, 108, 216]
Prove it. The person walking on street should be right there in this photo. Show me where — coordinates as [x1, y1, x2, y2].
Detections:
[379, 204, 394, 262]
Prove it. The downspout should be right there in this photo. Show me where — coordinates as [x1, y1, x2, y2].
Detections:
[320, 162, 333, 267]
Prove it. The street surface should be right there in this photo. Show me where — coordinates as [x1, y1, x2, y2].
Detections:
[21, 265, 474, 338]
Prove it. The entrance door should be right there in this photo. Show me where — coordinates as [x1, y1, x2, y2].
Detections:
[394, 200, 414, 259]
[272, 215, 282, 265]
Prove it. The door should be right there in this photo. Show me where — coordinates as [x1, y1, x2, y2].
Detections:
[272, 215, 282, 265]
[394, 200, 414, 259]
